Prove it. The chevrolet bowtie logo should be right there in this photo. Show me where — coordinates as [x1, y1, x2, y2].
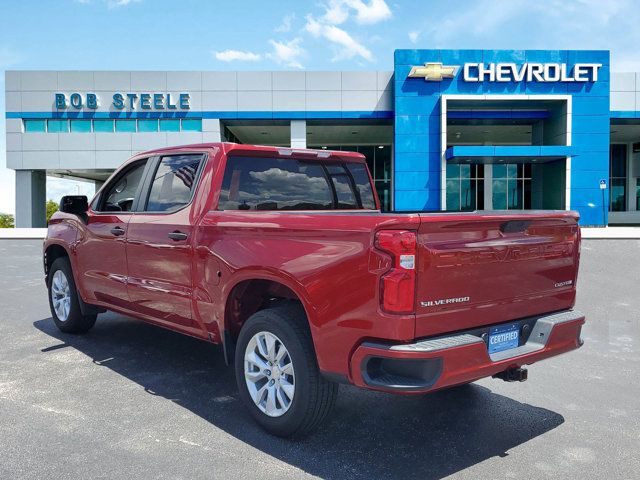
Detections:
[408, 62, 458, 81]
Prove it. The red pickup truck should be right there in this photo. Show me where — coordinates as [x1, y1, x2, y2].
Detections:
[44, 143, 585, 436]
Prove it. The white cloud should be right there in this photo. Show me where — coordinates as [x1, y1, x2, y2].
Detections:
[415, 0, 638, 52]
[408, 30, 420, 44]
[305, 15, 373, 61]
[74, 0, 142, 7]
[275, 13, 295, 32]
[213, 49, 262, 62]
[268, 38, 305, 69]
[322, 1, 350, 25]
[107, 0, 141, 7]
[305, 16, 323, 36]
[321, 0, 391, 25]
[348, 0, 391, 24]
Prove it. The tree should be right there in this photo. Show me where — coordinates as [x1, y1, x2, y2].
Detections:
[0, 213, 14, 228]
[46, 200, 59, 223]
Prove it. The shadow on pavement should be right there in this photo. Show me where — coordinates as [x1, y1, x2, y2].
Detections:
[34, 313, 564, 480]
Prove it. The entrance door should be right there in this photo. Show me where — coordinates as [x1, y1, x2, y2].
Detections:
[125, 153, 205, 336]
[491, 164, 532, 210]
[445, 163, 545, 211]
[445, 164, 485, 211]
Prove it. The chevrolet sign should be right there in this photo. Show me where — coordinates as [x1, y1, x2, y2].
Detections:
[464, 62, 602, 82]
[408, 62, 602, 83]
[408, 62, 458, 81]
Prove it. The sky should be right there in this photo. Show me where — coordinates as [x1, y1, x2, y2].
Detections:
[2, 0, 640, 214]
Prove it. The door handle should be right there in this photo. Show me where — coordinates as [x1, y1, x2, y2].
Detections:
[110, 226, 125, 236]
[168, 231, 188, 241]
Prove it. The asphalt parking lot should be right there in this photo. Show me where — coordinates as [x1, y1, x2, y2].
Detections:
[0, 239, 638, 479]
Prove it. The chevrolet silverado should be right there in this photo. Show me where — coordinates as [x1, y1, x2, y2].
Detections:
[44, 143, 585, 436]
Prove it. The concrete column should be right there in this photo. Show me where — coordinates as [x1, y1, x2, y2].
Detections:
[290, 120, 306, 148]
[15, 170, 46, 228]
[202, 118, 222, 142]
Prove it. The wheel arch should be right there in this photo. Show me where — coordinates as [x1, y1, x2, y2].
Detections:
[44, 243, 71, 276]
[44, 241, 104, 316]
[221, 273, 316, 366]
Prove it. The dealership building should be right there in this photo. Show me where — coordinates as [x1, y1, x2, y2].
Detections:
[5, 49, 640, 226]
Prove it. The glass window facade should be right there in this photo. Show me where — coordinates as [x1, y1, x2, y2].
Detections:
[70, 119, 92, 133]
[93, 119, 114, 133]
[159, 119, 180, 132]
[115, 119, 137, 132]
[492, 163, 532, 210]
[446, 164, 485, 211]
[24, 119, 46, 132]
[22, 118, 202, 133]
[47, 119, 69, 133]
[138, 119, 158, 132]
[609, 144, 627, 212]
[181, 119, 202, 131]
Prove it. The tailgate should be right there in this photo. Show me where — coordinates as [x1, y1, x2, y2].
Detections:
[414, 211, 580, 338]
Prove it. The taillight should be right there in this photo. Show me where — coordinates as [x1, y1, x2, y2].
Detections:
[375, 230, 417, 314]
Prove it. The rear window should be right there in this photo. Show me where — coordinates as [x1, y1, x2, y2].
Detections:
[218, 156, 376, 211]
[345, 163, 376, 210]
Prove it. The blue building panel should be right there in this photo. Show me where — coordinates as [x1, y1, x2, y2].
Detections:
[394, 152, 440, 172]
[571, 170, 614, 190]
[524, 50, 568, 64]
[571, 116, 611, 134]
[394, 171, 441, 191]
[394, 48, 612, 225]
[394, 189, 440, 211]
[395, 114, 439, 134]
[573, 96, 610, 115]
[395, 133, 441, 154]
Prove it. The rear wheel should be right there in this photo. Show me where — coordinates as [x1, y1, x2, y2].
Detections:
[234, 304, 337, 437]
[47, 257, 96, 334]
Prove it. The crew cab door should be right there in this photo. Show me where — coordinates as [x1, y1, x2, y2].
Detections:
[125, 153, 206, 336]
[76, 158, 151, 308]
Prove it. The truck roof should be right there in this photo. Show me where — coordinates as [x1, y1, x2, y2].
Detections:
[137, 142, 368, 163]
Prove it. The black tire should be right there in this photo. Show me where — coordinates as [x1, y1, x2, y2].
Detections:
[47, 257, 96, 334]
[234, 303, 337, 437]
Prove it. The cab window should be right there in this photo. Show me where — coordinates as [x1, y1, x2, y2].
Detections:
[219, 156, 333, 211]
[144, 154, 204, 213]
[346, 163, 376, 209]
[97, 160, 147, 212]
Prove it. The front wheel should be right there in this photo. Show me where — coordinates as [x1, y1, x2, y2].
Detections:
[47, 257, 96, 334]
[234, 304, 337, 437]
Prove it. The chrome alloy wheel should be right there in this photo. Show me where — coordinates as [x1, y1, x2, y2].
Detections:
[244, 331, 296, 417]
[51, 270, 71, 322]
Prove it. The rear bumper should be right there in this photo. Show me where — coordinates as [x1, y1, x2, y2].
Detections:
[349, 309, 585, 393]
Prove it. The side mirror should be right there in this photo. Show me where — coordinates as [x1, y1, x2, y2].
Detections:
[59, 195, 88, 215]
